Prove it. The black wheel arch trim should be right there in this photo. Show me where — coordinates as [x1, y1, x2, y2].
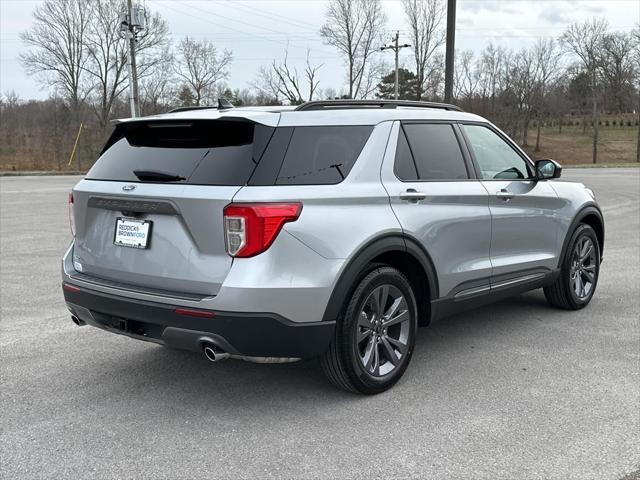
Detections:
[559, 203, 604, 268]
[321, 233, 439, 322]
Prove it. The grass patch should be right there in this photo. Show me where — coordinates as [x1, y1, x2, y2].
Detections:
[523, 125, 639, 165]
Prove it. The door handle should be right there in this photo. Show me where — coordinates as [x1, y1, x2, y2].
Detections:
[399, 189, 427, 203]
[495, 188, 515, 201]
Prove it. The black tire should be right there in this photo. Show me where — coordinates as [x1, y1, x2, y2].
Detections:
[544, 224, 600, 310]
[321, 266, 418, 394]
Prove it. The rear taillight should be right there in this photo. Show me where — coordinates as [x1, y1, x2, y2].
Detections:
[68, 192, 76, 237]
[223, 203, 302, 258]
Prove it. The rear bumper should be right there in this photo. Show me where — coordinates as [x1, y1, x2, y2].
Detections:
[63, 283, 335, 358]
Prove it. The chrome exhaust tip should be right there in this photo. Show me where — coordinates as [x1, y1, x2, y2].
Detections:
[71, 315, 86, 326]
[203, 344, 230, 362]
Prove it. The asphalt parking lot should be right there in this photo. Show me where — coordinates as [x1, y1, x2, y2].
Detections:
[1, 169, 638, 480]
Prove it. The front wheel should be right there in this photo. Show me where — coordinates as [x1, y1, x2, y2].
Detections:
[321, 266, 417, 394]
[544, 224, 600, 310]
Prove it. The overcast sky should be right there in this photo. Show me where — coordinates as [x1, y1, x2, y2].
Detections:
[1, 0, 638, 100]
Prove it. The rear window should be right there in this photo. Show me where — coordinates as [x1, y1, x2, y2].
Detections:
[274, 126, 373, 185]
[87, 120, 274, 185]
[88, 121, 372, 186]
[401, 123, 469, 180]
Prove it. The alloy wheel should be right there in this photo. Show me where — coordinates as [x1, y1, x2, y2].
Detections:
[570, 236, 597, 300]
[356, 284, 411, 377]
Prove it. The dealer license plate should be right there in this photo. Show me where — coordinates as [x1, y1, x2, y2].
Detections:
[114, 217, 152, 249]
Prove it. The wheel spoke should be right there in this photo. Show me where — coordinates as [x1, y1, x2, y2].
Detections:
[384, 296, 403, 320]
[579, 238, 588, 257]
[383, 309, 408, 327]
[582, 269, 595, 283]
[582, 264, 596, 272]
[580, 243, 593, 262]
[380, 336, 399, 366]
[385, 335, 407, 354]
[373, 285, 389, 315]
[572, 275, 580, 297]
[357, 327, 372, 344]
[357, 311, 373, 329]
[362, 337, 376, 371]
[370, 343, 380, 375]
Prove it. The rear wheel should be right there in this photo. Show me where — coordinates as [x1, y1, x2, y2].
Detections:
[544, 224, 600, 310]
[321, 266, 417, 394]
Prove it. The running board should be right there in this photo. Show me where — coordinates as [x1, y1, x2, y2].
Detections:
[430, 269, 559, 323]
[454, 272, 546, 300]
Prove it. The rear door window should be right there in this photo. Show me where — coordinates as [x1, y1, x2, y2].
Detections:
[87, 120, 274, 185]
[401, 123, 469, 180]
[275, 126, 373, 185]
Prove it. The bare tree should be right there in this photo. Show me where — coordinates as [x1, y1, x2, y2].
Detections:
[531, 38, 563, 151]
[271, 53, 304, 105]
[304, 51, 323, 101]
[84, 0, 170, 130]
[175, 37, 232, 106]
[140, 46, 175, 115]
[561, 19, 608, 163]
[478, 43, 508, 114]
[421, 52, 444, 100]
[633, 26, 640, 162]
[253, 50, 322, 105]
[20, 0, 90, 120]
[602, 31, 637, 113]
[513, 48, 540, 147]
[454, 50, 479, 109]
[359, 59, 387, 99]
[252, 66, 282, 104]
[402, 0, 445, 100]
[320, 0, 386, 99]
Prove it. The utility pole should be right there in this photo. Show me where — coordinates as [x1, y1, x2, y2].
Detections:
[380, 31, 411, 100]
[119, 1, 145, 117]
[444, 0, 456, 103]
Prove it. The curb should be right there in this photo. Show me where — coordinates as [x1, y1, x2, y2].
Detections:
[563, 164, 640, 169]
[0, 171, 86, 177]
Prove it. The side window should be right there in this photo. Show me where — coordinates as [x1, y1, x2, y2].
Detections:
[394, 128, 418, 181]
[462, 124, 532, 180]
[275, 126, 373, 185]
[401, 123, 469, 180]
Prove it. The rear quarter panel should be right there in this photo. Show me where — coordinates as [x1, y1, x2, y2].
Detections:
[232, 121, 403, 260]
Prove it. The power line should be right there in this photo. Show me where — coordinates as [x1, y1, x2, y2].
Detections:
[212, 0, 320, 31]
[163, 0, 335, 56]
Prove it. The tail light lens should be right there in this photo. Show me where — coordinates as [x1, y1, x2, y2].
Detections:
[68, 192, 76, 237]
[223, 203, 302, 258]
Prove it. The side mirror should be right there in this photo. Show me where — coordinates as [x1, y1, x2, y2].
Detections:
[535, 159, 562, 180]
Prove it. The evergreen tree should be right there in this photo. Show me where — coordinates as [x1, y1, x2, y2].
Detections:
[376, 69, 420, 100]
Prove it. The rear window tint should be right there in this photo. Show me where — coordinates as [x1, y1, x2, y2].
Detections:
[402, 123, 469, 180]
[87, 120, 274, 185]
[275, 126, 373, 185]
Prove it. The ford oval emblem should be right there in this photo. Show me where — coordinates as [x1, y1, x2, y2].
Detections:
[122, 185, 136, 192]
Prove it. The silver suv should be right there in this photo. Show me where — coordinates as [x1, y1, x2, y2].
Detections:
[62, 100, 604, 394]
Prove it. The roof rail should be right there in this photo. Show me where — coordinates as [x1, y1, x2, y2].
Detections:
[169, 98, 234, 114]
[295, 99, 463, 112]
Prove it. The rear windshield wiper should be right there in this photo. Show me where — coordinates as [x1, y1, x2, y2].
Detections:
[133, 170, 186, 182]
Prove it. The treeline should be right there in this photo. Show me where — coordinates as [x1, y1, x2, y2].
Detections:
[0, 0, 638, 171]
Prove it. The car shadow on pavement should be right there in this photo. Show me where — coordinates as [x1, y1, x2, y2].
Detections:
[85, 289, 573, 410]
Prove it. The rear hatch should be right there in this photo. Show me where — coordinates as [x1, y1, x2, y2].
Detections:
[72, 118, 276, 296]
